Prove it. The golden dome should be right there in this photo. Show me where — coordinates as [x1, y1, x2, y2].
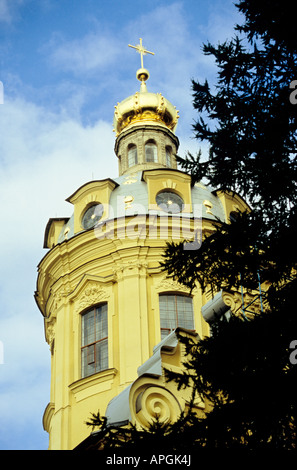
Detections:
[113, 86, 179, 136]
[113, 39, 179, 136]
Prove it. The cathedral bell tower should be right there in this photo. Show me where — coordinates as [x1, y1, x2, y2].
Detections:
[114, 39, 179, 176]
[35, 39, 250, 450]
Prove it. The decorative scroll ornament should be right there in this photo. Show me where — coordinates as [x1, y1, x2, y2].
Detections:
[222, 290, 262, 317]
[131, 384, 182, 428]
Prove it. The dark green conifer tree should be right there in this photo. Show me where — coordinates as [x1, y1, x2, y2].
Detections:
[160, 0, 297, 449]
[83, 0, 297, 450]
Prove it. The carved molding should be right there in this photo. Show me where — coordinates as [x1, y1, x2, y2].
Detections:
[45, 315, 56, 349]
[50, 287, 72, 311]
[43, 402, 55, 433]
[76, 282, 110, 313]
[162, 179, 177, 190]
[155, 276, 192, 294]
[113, 261, 148, 281]
[44, 276, 111, 346]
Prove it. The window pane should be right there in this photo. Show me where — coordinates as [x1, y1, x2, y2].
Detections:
[87, 344, 95, 364]
[166, 147, 171, 167]
[176, 296, 194, 330]
[145, 143, 157, 162]
[96, 339, 108, 372]
[159, 295, 177, 332]
[159, 294, 194, 338]
[128, 145, 137, 167]
[81, 347, 87, 377]
[95, 304, 108, 340]
[82, 345, 96, 377]
[82, 310, 95, 346]
[81, 304, 108, 378]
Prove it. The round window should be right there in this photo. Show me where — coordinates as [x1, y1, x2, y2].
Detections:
[156, 191, 184, 213]
[81, 203, 104, 229]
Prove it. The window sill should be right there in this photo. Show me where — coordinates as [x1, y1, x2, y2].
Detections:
[69, 368, 118, 402]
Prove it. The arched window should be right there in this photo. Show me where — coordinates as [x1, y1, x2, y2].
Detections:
[128, 144, 138, 167]
[159, 294, 194, 339]
[145, 140, 158, 162]
[166, 146, 172, 167]
[81, 304, 108, 378]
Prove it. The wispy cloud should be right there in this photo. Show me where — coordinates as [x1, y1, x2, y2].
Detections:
[0, 97, 117, 238]
[0, 0, 15, 22]
[0, 96, 117, 448]
[0, 0, 241, 449]
[37, 1, 239, 152]
[0, 0, 25, 23]
[45, 31, 121, 76]
[197, 1, 243, 44]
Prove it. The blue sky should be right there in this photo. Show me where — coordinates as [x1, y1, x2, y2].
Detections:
[0, 0, 243, 450]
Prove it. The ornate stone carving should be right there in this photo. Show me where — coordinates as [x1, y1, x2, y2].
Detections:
[203, 199, 214, 215]
[162, 179, 177, 189]
[123, 174, 138, 185]
[49, 285, 72, 312]
[155, 277, 191, 294]
[113, 261, 148, 281]
[222, 291, 242, 312]
[77, 282, 110, 312]
[222, 290, 262, 317]
[105, 330, 205, 430]
[130, 383, 182, 428]
[124, 195, 134, 209]
[45, 316, 56, 349]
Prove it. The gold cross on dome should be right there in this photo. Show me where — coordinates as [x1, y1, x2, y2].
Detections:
[128, 38, 155, 69]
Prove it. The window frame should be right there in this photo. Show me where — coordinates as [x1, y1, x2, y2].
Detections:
[145, 140, 158, 163]
[165, 146, 172, 167]
[127, 144, 138, 167]
[159, 293, 195, 339]
[81, 303, 108, 378]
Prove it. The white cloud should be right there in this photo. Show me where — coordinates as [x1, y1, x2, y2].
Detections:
[0, 0, 25, 23]
[0, 1, 242, 448]
[0, 95, 117, 277]
[36, 1, 238, 159]
[0, 96, 116, 206]
[0, 0, 56, 24]
[45, 31, 121, 76]
[0, 95, 118, 449]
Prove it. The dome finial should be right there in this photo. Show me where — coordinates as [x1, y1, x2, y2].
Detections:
[128, 38, 155, 92]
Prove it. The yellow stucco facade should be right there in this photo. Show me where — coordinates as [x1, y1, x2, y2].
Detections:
[35, 52, 251, 450]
